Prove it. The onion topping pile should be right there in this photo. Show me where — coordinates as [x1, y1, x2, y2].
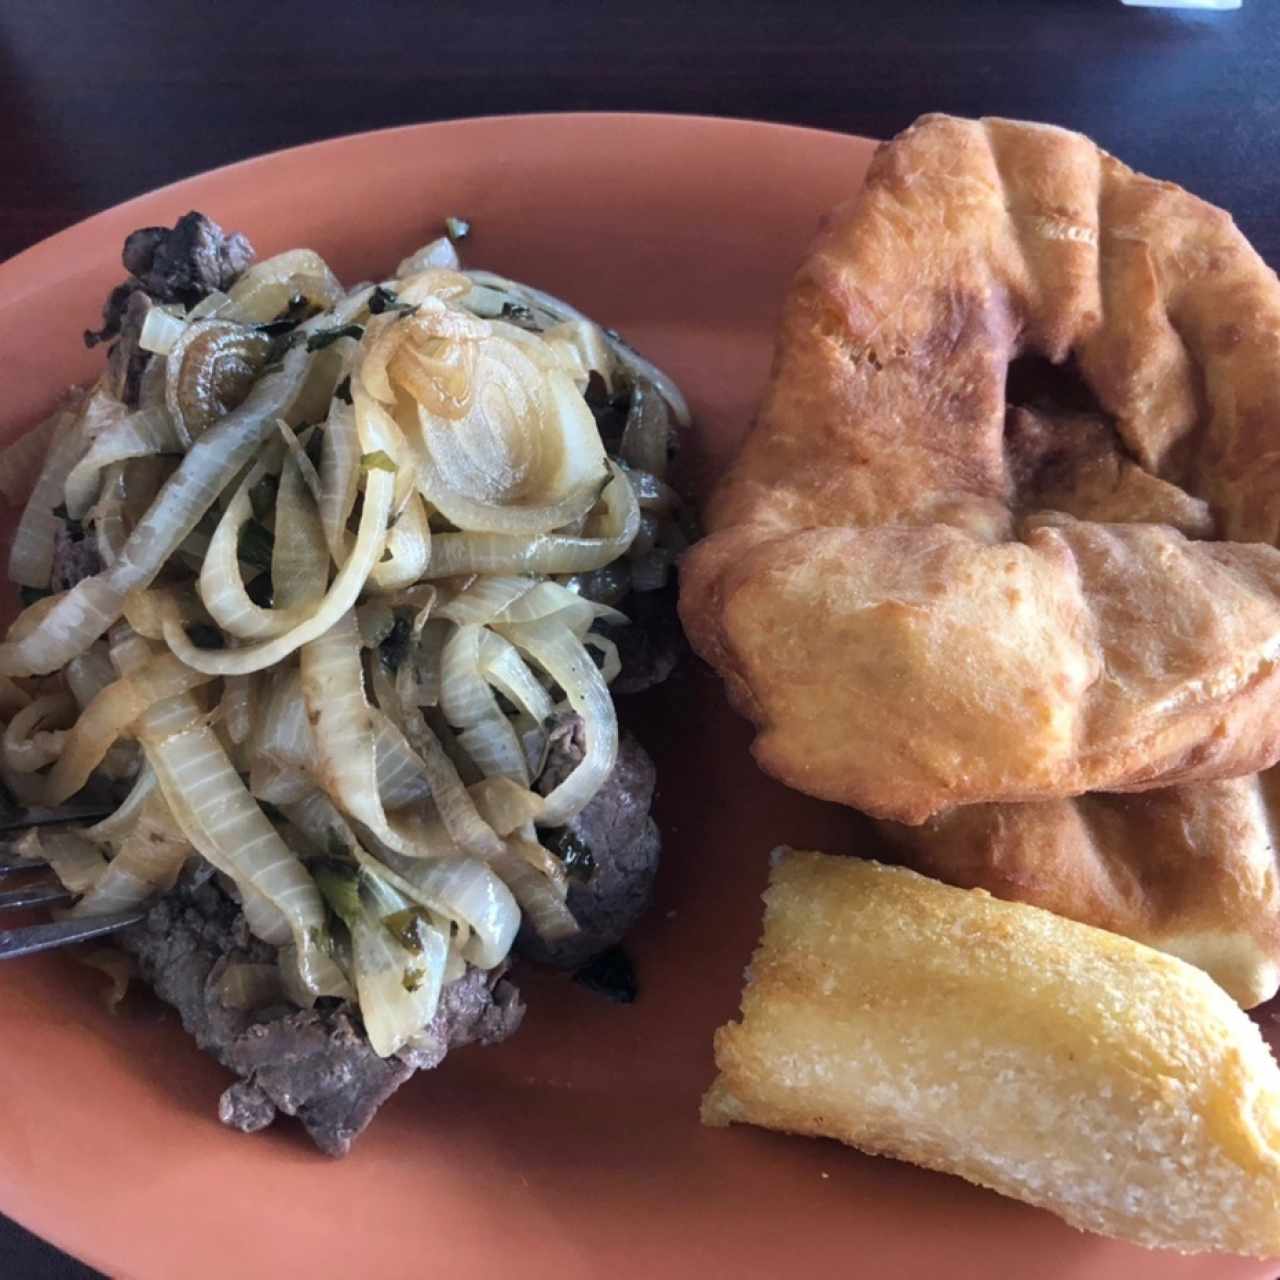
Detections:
[0, 229, 689, 1057]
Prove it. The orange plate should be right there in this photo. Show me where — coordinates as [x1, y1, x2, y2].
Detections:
[0, 113, 1273, 1280]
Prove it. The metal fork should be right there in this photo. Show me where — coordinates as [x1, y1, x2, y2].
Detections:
[0, 804, 148, 959]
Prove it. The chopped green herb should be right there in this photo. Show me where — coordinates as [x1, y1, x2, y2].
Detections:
[256, 318, 300, 338]
[18, 585, 51, 608]
[444, 215, 471, 242]
[237, 518, 275, 570]
[573, 946, 636, 1004]
[368, 285, 420, 318]
[500, 301, 537, 327]
[546, 828, 596, 883]
[257, 295, 312, 337]
[378, 615, 412, 674]
[314, 862, 362, 924]
[402, 967, 425, 993]
[360, 449, 397, 475]
[305, 323, 365, 353]
[334, 375, 353, 404]
[383, 907, 429, 954]
[184, 622, 225, 651]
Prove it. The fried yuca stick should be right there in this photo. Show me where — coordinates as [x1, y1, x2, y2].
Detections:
[704, 851, 1280, 1257]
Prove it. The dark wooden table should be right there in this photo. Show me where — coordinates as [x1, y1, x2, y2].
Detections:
[2, 2, 1278, 1275]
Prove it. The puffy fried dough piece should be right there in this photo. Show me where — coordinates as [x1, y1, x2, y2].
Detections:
[717, 519, 1280, 822]
[681, 114, 1280, 821]
[705, 852, 1280, 1257]
[880, 774, 1280, 1007]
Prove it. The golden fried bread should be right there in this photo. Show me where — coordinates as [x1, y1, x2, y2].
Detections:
[880, 775, 1280, 1008]
[681, 114, 1280, 820]
[705, 851, 1280, 1257]
[714, 519, 1280, 822]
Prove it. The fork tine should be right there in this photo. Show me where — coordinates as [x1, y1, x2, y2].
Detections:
[0, 861, 48, 876]
[0, 804, 114, 834]
[0, 883, 73, 910]
[0, 909, 147, 959]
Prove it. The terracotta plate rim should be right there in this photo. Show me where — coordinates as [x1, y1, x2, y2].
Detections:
[0, 111, 876, 281]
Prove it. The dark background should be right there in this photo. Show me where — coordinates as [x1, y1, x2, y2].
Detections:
[2, 1, 1278, 1276]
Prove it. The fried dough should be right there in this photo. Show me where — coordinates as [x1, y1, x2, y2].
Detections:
[681, 114, 1280, 821]
[879, 775, 1280, 1008]
[705, 851, 1280, 1257]
[712, 518, 1280, 822]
